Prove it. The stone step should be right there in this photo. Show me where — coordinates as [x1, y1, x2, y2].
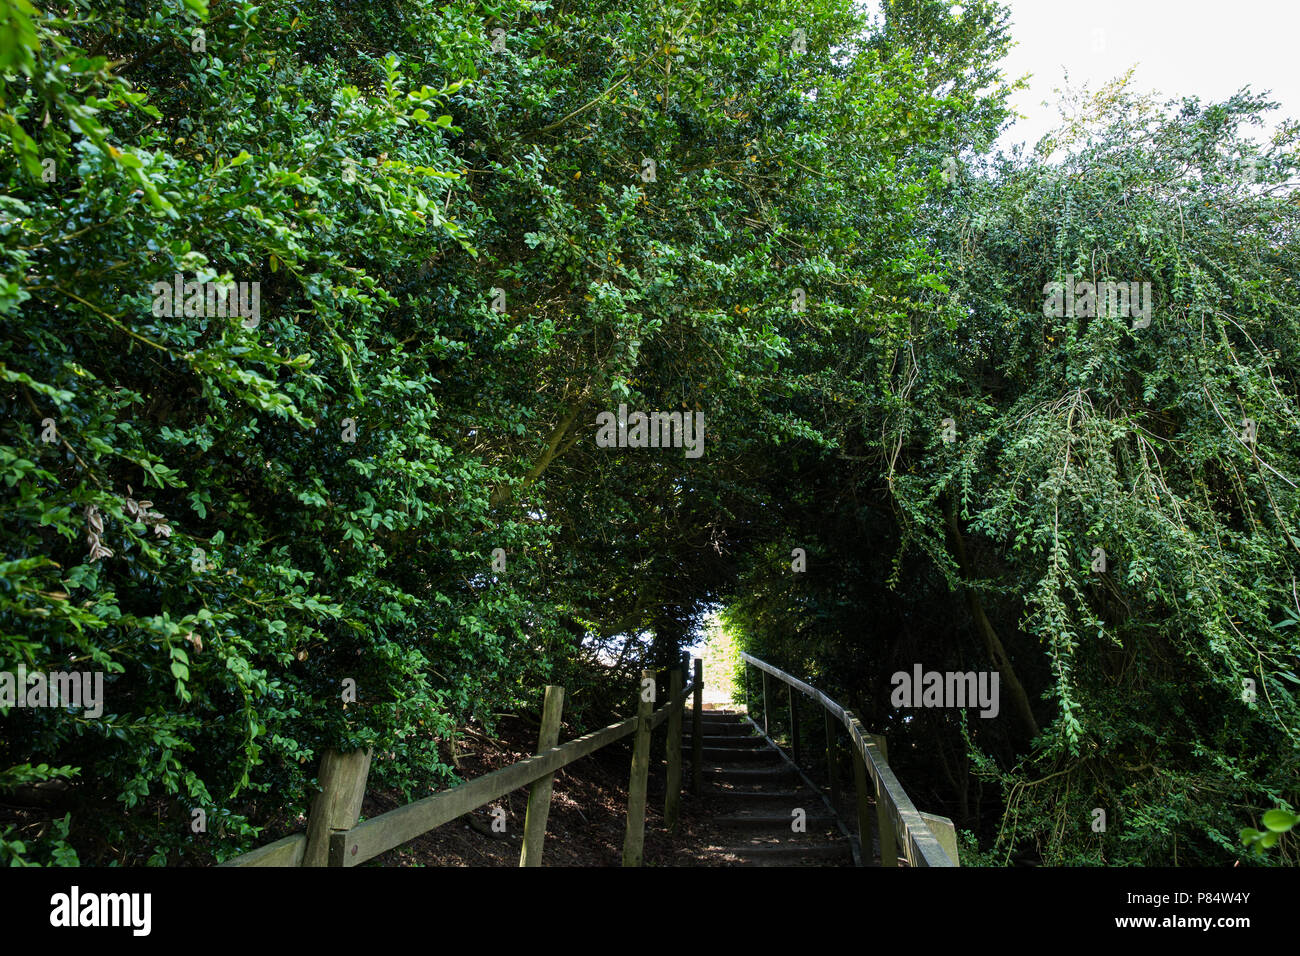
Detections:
[683, 734, 767, 749]
[706, 765, 799, 786]
[701, 746, 781, 763]
[710, 789, 819, 806]
[711, 813, 837, 830]
[715, 841, 852, 866]
[684, 722, 755, 736]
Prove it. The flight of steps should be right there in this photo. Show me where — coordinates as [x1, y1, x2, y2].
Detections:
[683, 710, 853, 866]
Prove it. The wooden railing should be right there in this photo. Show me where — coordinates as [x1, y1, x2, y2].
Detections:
[739, 651, 959, 867]
[219, 661, 703, 867]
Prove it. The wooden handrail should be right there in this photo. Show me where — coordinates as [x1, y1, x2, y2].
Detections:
[335, 679, 696, 866]
[218, 831, 306, 867]
[742, 652, 845, 721]
[333, 715, 636, 865]
[222, 674, 698, 867]
[738, 651, 958, 867]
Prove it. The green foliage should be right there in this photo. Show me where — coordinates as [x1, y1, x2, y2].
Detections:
[1, 0, 562, 864]
[1242, 806, 1298, 854]
[3, 0, 1294, 870]
[724, 74, 1300, 866]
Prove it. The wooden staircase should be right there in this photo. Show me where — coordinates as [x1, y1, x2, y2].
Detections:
[683, 710, 853, 866]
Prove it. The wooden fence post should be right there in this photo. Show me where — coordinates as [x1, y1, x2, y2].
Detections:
[664, 670, 684, 830]
[761, 669, 770, 735]
[520, 684, 565, 867]
[788, 683, 801, 765]
[823, 707, 839, 810]
[691, 658, 703, 796]
[846, 712, 874, 865]
[303, 747, 373, 867]
[622, 669, 654, 866]
[872, 732, 899, 867]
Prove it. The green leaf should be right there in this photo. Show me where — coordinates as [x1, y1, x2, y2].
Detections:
[1262, 809, 1297, 833]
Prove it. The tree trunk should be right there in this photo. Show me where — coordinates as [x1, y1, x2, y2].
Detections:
[942, 493, 1040, 739]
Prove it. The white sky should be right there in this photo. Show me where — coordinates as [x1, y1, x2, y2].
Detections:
[991, 0, 1300, 153]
